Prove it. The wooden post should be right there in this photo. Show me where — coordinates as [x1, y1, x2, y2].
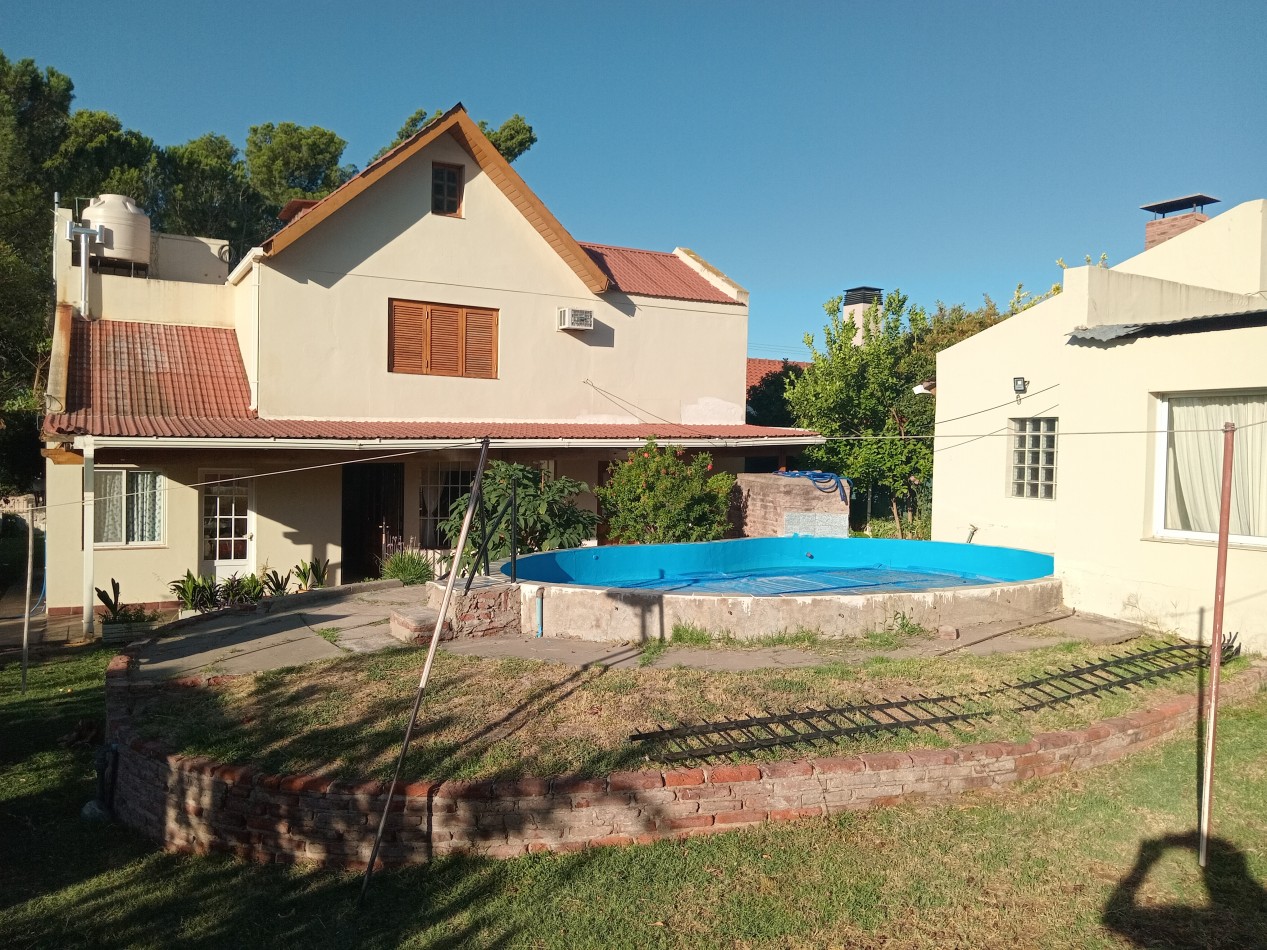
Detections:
[1198, 422, 1235, 868]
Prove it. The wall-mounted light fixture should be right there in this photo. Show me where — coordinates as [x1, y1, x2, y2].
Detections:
[1013, 377, 1028, 403]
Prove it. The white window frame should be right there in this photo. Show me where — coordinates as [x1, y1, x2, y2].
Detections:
[93, 467, 165, 548]
[1152, 390, 1267, 546]
[199, 469, 256, 575]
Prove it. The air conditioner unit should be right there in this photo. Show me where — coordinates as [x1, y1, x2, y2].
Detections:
[557, 307, 594, 331]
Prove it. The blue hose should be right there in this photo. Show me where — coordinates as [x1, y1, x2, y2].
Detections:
[774, 470, 852, 504]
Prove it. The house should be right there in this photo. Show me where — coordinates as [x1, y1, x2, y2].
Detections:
[931, 195, 1267, 653]
[41, 104, 820, 633]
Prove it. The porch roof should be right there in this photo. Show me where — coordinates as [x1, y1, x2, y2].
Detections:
[43, 318, 819, 448]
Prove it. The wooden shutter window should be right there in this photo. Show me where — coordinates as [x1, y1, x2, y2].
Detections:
[388, 299, 498, 379]
[388, 299, 427, 374]
[427, 306, 462, 376]
[463, 308, 498, 379]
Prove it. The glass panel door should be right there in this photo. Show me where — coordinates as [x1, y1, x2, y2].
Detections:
[202, 472, 252, 579]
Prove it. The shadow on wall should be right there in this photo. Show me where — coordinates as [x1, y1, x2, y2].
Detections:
[1102, 833, 1267, 949]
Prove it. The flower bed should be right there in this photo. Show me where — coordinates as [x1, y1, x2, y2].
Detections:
[104, 653, 1264, 869]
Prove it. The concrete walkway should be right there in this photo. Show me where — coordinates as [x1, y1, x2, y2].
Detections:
[98, 580, 1150, 683]
[127, 585, 430, 683]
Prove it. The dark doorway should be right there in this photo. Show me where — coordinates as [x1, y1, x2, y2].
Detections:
[341, 463, 404, 582]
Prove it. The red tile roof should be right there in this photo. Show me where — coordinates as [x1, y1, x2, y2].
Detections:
[44, 319, 816, 444]
[746, 357, 809, 389]
[579, 243, 741, 305]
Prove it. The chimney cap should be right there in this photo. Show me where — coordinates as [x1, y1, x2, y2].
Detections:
[843, 286, 883, 307]
[1140, 194, 1220, 217]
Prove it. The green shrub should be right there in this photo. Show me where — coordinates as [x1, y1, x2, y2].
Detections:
[440, 461, 598, 569]
[595, 439, 735, 544]
[380, 549, 436, 586]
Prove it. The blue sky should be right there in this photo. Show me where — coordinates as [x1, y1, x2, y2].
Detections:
[8, 1, 1265, 358]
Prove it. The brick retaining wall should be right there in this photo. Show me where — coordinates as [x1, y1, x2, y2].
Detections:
[104, 656, 1264, 869]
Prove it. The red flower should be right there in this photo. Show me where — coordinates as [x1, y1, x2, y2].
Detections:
[707, 464, 713, 471]
[642, 452, 649, 458]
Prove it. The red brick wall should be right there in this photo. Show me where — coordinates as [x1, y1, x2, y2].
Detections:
[732, 473, 850, 538]
[104, 656, 1263, 868]
[1144, 212, 1208, 250]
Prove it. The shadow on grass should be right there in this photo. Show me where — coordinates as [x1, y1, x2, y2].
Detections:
[1102, 832, 1267, 950]
[0, 646, 655, 948]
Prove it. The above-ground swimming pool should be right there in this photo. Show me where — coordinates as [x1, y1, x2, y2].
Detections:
[505, 537, 1053, 596]
[503, 538, 1060, 642]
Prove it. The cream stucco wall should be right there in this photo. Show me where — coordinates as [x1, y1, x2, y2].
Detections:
[932, 199, 1267, 653]
[1113, 199, 1267, 294]
[54, 208, 231, 325]
[254, 134, 748, 425]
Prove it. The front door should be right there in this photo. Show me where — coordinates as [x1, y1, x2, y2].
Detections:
[201, 471, 253, 580]
[341, 462, 404, 582]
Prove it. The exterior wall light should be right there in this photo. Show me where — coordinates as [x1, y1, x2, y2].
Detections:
[1013, 377, 1029, 404]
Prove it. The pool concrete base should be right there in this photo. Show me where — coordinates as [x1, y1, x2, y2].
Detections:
[519, 578, 1066, 643]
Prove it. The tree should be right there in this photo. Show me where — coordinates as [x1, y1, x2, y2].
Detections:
[244, 122, 351, 205]
[785, 291, 934, 532]
[441, 461, 598, 566]
[746, 360, 803, 428]
[156, 133, 277, 261]
[373, 108, 538, 164]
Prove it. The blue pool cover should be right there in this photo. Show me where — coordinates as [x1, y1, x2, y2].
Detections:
[506, 537, 1054, 596]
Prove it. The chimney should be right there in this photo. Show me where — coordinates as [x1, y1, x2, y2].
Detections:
[278, 198, 320, 224]
[841, 286, 883, 346]
[1141, 194, 1218, 250]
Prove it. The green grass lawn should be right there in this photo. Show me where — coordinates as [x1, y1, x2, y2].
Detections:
[1, 646, 1264, 949]
[129, 635, 1245, 783]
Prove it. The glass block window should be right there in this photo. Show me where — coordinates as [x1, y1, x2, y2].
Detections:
[1010, 417, 1057, 499]
[202, 473, 250, 562]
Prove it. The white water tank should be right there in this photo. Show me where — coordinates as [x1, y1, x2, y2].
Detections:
[82, 194, 151, 266]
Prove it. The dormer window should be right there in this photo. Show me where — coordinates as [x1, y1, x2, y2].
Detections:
[432, 162, 464, 216]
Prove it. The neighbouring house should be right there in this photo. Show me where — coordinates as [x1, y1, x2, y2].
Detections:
[931, 195, 1266, 653]
[41, 104, 820, 633]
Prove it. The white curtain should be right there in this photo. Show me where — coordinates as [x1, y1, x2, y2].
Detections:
[1167, 393, 1266, 537]
[127, 471, 162, 542]
[94, 470, 123, 543]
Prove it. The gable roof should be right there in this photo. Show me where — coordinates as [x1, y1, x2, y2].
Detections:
[746, 357, 808, 389]
[261, 104, 611, 295]
[579, 243, 741, 305]
[43, 319, 817, 445]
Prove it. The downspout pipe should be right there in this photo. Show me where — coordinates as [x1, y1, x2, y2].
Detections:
[535, 587, 544, 638]
[66, 221, 103, 319]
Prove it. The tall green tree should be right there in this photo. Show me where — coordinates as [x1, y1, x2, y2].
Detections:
[244, 122, 351, 205]
[155, 133, 277, 261]
[785, 291, 934, 528]
[373, 108, 538, 163]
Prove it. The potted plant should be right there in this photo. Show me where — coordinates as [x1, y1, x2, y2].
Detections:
[96, 579, 162, 643]
[169, 570, 219, 618]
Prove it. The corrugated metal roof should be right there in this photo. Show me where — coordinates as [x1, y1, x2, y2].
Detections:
[1069, 309, 1267, 342]
[579, 243, 742, 305]
[43, 319, 814, 443]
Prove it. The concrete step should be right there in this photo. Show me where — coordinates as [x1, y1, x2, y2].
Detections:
[389, 607, 451, 644]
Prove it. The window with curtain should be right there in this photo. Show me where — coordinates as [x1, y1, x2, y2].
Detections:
[93, 469, 163, 545]
[1160, 390, 1266, 541]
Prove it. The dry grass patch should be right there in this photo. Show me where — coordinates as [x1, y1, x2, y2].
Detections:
[130, 635, 1246, 782]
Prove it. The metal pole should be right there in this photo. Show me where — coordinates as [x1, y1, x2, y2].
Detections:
[360, 437, 490, 905]
[1198, 422, 1234, 868]
[510, 478, 518, 583]
[21, 500, 35, 694]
